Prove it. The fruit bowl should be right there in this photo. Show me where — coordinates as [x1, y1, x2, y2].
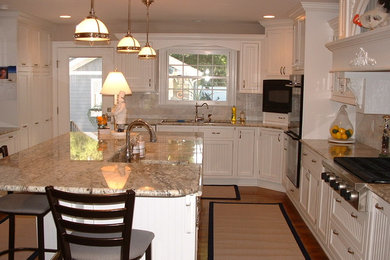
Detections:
[329, 125, 354, 140]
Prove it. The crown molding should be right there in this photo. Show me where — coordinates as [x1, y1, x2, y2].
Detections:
[301, 2, 339, 13]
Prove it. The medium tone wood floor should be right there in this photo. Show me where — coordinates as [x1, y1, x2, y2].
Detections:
[198, 186, 328, 260]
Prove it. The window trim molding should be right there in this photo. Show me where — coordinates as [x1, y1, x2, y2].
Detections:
[159, 46, 237, 106]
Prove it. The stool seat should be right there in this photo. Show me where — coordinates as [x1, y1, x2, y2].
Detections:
[69, 229, 155, 260]
[0, 194, 50, 215]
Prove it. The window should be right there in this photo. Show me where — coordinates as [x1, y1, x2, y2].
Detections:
[159, 47, 236, 105]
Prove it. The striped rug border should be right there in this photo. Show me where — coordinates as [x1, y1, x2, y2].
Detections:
[201, 185, 241, 200]
[207, 202, 311, 260]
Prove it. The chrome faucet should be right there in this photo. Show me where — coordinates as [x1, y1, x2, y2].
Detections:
[195, 102, 209, 122]
[126, 119, 157, 161]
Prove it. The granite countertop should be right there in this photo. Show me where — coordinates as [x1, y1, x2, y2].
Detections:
[0, 127, 19, 136]
[302, 139, 390, 204]
[0, 132, 203, 196]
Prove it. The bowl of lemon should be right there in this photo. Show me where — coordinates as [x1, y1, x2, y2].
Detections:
[328, 105, 355, 143]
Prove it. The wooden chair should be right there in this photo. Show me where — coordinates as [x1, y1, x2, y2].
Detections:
[0, 145, 56, 260]
[45, 186, 154, 260]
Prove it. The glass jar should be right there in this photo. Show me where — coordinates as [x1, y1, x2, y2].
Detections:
[329, 105, 354, 141]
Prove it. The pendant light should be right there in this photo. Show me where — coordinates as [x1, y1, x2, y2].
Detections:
[117, 0, 141, 53]
[138, 0, 157, 60]
[74, 0, 110, 42]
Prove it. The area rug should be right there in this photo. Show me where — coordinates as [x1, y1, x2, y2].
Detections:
[201, 185, 240, 200]
[208, 202, 310, 260]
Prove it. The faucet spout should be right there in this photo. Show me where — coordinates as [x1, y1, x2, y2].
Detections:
[195, 102, 209, 122]
[125, 119, 157, 161]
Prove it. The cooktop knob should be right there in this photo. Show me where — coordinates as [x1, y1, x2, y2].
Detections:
[321, 172, 330, 180]
[343, 190, 358, 201]
[326, 174, 336, 183]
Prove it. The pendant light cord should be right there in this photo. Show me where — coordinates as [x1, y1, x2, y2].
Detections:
[127, 0, 131, 34]
[90, 0, 95, 16]
[146, 1, 150, 44]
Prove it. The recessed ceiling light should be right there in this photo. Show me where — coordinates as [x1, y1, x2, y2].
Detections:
[263, 15, 275, 19]
[60, 15, 71, 19]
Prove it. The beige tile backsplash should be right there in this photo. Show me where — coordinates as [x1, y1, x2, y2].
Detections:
[356, 112, 388, 151]
[124, 93, 263, 121]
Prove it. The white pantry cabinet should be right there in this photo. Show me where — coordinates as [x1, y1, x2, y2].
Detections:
[115, 52, 155, 92]
[239, 42, 262, 93]
[258, 128, 284, 185]
[260, 20, 293, 79]
[367, 192, 390, 260]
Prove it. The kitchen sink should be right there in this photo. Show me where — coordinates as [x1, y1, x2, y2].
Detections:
[108, 148, 189, 165]
[160, 119, 232, 125]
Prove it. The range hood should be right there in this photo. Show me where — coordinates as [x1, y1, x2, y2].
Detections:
[326, 25, 390, 72]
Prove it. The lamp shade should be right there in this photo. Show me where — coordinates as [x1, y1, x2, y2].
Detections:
[74, 16, 109, 42]
[138, 43, 157, 60]
[101, 71, 132, 95]
[117, 33, 141, 53]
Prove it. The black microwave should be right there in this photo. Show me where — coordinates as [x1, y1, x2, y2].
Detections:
[262, 79, 292, 114]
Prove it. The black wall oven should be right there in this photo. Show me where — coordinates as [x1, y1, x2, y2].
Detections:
[284, 74, 304, 187]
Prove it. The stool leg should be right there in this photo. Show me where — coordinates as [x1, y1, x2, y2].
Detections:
[145, 243, 152, 260]
[8, 215, 15, 260]
[37, 215, 45, 260]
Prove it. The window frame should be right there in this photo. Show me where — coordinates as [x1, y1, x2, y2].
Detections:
[159, 46, 237, 106]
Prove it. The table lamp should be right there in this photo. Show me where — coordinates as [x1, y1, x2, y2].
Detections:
[101, 70, 132, 131]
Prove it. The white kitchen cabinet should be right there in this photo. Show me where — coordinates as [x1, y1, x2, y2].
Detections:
[299, 167, 319, 227]
[367, 192, 390, 260]
[292, 17, 305, 73]
[258, 128, 284, 184]
[115, 52, 155, 92]
[260, 20, 293, 79]
[317, 178, 331, 244]
[239, 42, 262, 93]
[329, 191, 368, 258]
[235, 127, 256, 177]
[0, 132, 18, 155]
[157, 125, 195, 132]
[201, 127, 235, 177]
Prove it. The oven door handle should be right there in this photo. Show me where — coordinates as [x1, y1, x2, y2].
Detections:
[284, 130, 300, 141]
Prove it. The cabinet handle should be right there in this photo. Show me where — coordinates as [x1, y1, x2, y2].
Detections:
[290, 189, 294, 192]
[280, 66, 283, 75]
[350, 213, 358, 219]
[21, 63, 26, 66]
[375, 203, 384, 210]
[284, 148, 287, 151]
[283, 66, 286, 75]
[303, 152, 308, 156]
[278, 134, 281, 142]
[335, 198, 342, 203]
[34, 64, 38, 67]
[243, 80, 245, 88]
[239, 131, 242, 139]
[149, 78, 151, 87]
[311, 159, 317, 163]
[44, 64, 49, 67]
[8, 136, 13, 139]
[23, 125, 28, 128]
[35, 122, 39, 125]
[211, 132, 220, 135]
[332, 230, 339, 236]
[347, 248, 354, 255]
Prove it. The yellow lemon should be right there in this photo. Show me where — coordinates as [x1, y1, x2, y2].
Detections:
[336, 132, 342, 139]
[339, 128, 346, 134]
[341, 134, 348, 140]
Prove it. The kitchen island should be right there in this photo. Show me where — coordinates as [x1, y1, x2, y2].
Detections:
[0, 131, 203, 260]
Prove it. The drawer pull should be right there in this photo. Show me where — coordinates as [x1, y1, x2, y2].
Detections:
[8, 136, 13, 139]
[350, 213, 358, 219]
[284, 148, 287, 151]
[303, 153, 308, 156]
[290, 189, 294, 193]
[35, 122, 39, 125]
[347, 248, 354, 255]
[375, 203, 384, 210]
[335, 198, 342, 203]
[211, 132, 220, 135]
[23, 125, 28, 128]
[332, 230, 339, 236]
[311, 159, 317, 163]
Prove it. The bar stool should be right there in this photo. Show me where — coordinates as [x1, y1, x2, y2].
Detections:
[0, 145, 55, 259]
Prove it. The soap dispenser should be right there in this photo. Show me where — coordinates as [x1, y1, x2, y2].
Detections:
[231, 106, 237, 124]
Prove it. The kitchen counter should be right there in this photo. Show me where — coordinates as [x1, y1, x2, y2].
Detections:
[302, 139, 390, 204]
[0, 127, 18, 136]
[0, 131, 203, 196]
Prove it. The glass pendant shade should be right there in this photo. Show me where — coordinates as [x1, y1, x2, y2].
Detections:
[74, 0, 110, 42]
[138, 43, 157, 59]
[101, 71, 132, 95]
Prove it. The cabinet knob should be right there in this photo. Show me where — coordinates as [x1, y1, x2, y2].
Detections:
[311, 159, 317, 163]
[290, 189, 294, 192]
[332, 230, 339, 236]
[243, 80, 246, 88]
[375, 203, 384, 210]
[335, 198, 342, 203]
[303, 152, 308, 156]
[350, 212, 358, 219]
[347, 248, 354, 255]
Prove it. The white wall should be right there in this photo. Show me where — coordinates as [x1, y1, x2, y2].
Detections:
[301, 2, 339, 139]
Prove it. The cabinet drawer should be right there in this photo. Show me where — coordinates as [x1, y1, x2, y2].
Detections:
[285, 177, 299, 204]
[330, 191, 368, 253]
[329, 221, 363, 260]
[301, 145, 323, 176]
[201, 127, 234, 139]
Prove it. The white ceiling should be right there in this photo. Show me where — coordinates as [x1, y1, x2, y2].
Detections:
[0, 0, 338, 25]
